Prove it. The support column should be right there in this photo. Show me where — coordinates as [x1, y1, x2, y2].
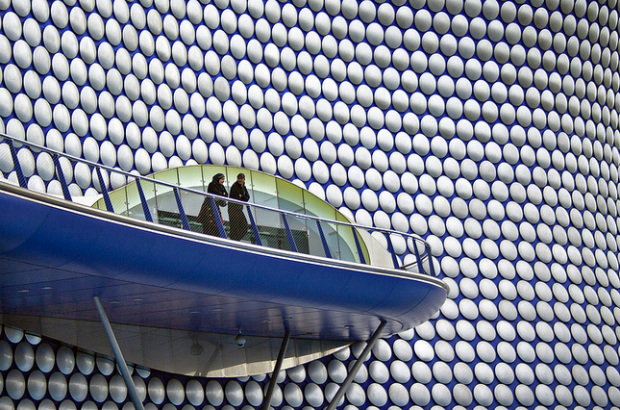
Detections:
[93, 297, 145, 410]
[260, 330, 291, 410]
[325, 321, 387, 410]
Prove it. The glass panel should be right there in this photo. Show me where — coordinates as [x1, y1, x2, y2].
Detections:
[338, 225, 361, 263]
[124, 183, 148, 221]
[251, 206, 289, 251]
[303, 193, 337, 219]
[152, 168, 179, 185]
[223, 167, 247, 193]
[249, 171, 280, 245]
[178, 166, 206, 191]
[107, 170, 129, 214]
[178, 188, 205, 233]
[202, 166, 228, 190]
[272, 179, 309, 253]
[108, 184, 129, 216]
[93, 197, 105, 210]
[302, 193, 341, 259]
[282, 213, 311, 255]
[151, 180, 178, 227]
[306, 219, 329, 258]
[69, 163, 380, 265]
[93, 167, 115, 212]
[317, 219, 341, 260]
[250, 171, 278, 208]
[330, 213, 366, 264]
[276, 177, 304, 213]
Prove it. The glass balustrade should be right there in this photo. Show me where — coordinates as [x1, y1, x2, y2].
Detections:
[0, 133, 435, 276]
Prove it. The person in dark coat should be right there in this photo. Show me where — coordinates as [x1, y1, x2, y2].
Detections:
[197, 173, 228, 236]
[228, 173, 250, 240]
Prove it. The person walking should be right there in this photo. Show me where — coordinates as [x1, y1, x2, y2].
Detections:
[228, 173, 250, 240]
[198, 173, 228, 236]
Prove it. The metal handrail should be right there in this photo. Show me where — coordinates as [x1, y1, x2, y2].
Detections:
[0, 133, 435, 275]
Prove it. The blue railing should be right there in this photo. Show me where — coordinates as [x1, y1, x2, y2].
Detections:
[0, 133, 436, 276]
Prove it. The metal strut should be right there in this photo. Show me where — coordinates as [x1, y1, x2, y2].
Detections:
[93, 297, 145, 410]
[260, 330, 291, 410]
[325, 321, 387, 410]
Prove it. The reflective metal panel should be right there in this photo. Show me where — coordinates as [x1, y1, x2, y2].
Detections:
[69, 373, 88, 402]
[389, 360, 410, 384]
[109, 375, 128, 404]
[185, 379, 204, 407]
[344, 383, 365, 407]
[96, 356, 115, 376]
[369, 361, 389, 384]
[131, 375, 147, 402]
[283, 383, 303, 408]
[205, 380, 223, 406]
[15, 342, 35, 372]
[327, 360, 346, 384]
[0, 396, 15, 410]
[4, 327, 24, 344]
[166, 378, 184, 406]
[304, 382, 323, 408]
[38, 399, 56, 410]
[307, 361, 327, 385]
[6, 369, 26, 400]
[243, 380, 262, 407]
[58, 399, 77, 410]
[88, 374, 108, 403]
[371, 339, 392, 361]
[287, 365, 306, 383]
[56, 347, 75, 375]
[225, 380, 244, 407]
[367, 383, 387, 407]
[76, 352, 95, 376]
[411, 362, 432, 384]
[409, 383, 430, 406]
[0, 341, 13, 371]
[27, 370, 46, 400]
[35, 343, 55, 373]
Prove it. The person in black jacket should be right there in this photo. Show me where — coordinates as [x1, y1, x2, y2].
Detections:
[198, 173, 228, 236]
[228, 173, 250, 240]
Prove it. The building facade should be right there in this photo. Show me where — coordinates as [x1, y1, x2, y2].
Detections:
[1, 0, 620, 408]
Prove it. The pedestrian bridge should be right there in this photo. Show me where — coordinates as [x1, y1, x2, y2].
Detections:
[0, 133, 447, 378]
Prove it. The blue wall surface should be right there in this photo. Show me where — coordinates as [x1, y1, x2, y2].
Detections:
[1, 0, 620, 408]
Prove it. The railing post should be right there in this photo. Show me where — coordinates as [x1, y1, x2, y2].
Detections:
[351, 228, 366, 264]
[246, 205, 263, 246]
[173, 187, 190, 230]
[135, 180, 153, 222]
[209, 197, 228, 239]
[412, 239, 422, 273]
[426, 243, 437, 276]
[384, 235, 400, 269]
[315, 220, 332, 258]
[52, 154, 72, 201]
[281, 214, 298, 252]
[7, 140, 27, 188]
[96, 167, 114, 212]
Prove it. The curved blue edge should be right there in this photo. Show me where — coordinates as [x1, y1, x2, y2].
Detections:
[0, 184, 447, 341]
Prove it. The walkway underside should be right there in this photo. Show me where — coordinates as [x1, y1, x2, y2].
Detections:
[0, 183, 447, 377]
[0, 314, 348, 378]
